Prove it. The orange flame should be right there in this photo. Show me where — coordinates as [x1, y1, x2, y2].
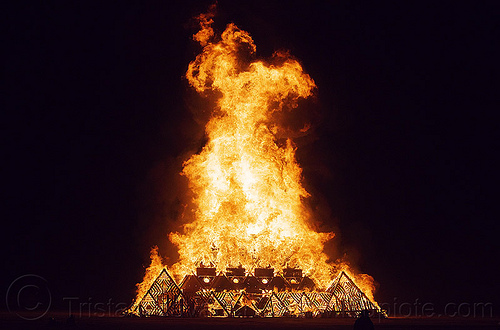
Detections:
[131, 11, 379, 310]
[338, 263, 380, 309]
[131, 246, 163, 309]
[169, 18, 335, 288]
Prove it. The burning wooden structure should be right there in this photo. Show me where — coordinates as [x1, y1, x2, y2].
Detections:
[130, 267, 378, 317]
[129, 9, 383, 318]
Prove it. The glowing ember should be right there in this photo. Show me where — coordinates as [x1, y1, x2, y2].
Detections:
[130, 8, 379, 315]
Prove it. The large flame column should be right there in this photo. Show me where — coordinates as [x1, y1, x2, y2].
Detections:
[169, 20, 334, 289]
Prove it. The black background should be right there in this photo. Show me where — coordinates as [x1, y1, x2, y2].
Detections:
[3, 1, 499, 314]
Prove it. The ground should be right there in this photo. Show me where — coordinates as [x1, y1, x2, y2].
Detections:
[1, 312, 499, 330]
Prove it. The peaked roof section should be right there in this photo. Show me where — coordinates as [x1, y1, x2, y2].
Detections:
[149, 268, 181, 296]
[327, 271, 377, 312]
[137, 268, 185, 316]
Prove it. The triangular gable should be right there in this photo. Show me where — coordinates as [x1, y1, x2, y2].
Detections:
[150, 269, 181, 294]
[138, 268, 185, 316]
[138, 292, 162, 316]
[327, 271, 376, 312]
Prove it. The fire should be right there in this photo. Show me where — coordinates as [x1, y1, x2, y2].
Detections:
[170, 18, 335, 288]
[338, 264, 379, 309]
[131, 246, 163, 309]
[131, 9, 379, 312]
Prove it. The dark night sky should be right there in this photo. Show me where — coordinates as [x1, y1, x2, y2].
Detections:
[2, 1, 499, 314]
